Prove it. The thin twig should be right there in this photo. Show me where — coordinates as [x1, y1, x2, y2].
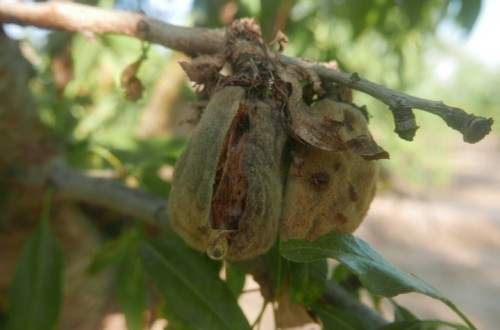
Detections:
[0, 1, 493, 143]
[281, 56, 493, 143]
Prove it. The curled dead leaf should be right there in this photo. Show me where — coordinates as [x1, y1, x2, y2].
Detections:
[270, 30, 288, 52]
[179, 54, 226, 96]
[121, 60, 144, 102]
[278, 69, 388, 160]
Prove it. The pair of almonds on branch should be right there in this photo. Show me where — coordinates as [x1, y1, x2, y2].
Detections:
[169, 86, 380, 260]
[169, 20, 384, 260]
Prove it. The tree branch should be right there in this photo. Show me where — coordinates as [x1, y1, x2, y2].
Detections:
[0, 1, 493, 143]
[45, 158, 169, 227]
[0, 1, 224, 55]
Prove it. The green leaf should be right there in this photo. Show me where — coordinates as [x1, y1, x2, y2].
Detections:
[160, 299, 198, 330]
[259, 0, 288, 39]
[289, 259, 327, 306]
[280, 233, 476, 330]
[116, 253, 146, 330]
[391, 300, 419, 322]
[313, 305, 369, 330]
[331, 263, 353, 281]
[225, 265, 246, 298]
[139, 237, 251, 330]
[331, 263, 362, 296]
[5, 191, 63, 330]
[88, 229, 138, 274]
[268, 239, 290, 294]
[456, 0, 482, 34]
[377, 320, 470, 330]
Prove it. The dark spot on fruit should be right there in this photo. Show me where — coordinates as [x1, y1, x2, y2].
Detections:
[311, 171, 330, 189]
[348, 184, 358, 202]
[335, 212, 348, 224]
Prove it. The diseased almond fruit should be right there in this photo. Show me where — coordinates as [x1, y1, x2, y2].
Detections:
[168, 86, 288, 260]
[280, 99, 379, 241]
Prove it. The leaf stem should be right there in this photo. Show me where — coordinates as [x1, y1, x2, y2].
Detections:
[250, 301, 268, 329]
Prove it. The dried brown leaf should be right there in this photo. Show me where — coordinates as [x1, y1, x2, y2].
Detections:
[278, 69, 388, 159]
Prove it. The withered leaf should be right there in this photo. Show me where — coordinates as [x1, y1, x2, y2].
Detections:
[344, 135, 390, 160]
[121, 60, 144, 102]
[179, 55, 225, 86]
[277, 68, 388, 160]
[51, 46, 74, 97]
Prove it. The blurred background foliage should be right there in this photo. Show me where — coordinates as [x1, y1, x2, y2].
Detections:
[12, 0, 495, 196]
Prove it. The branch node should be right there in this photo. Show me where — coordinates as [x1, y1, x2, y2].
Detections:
[350, 72, 361, 82]
[463, 115, 494, 143]
[136, 19, 150, 39]
[391, 105, 419, 141]
[443, 107, 493, 143]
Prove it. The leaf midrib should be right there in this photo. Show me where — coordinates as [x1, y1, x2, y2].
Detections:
[142, 243, 248, 330]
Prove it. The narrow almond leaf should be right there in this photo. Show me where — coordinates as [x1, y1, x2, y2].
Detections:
[331, 263, 362, 295]
[88, 229, 137, 274]
[5, 191, 63, 330]
[269, 239, 290, 294]
[331, 263, 354, 281]
[456, 0, 482, 34]
[313, 305, 369, 330]
[139, 237, 251, 330]
[391, 300, 419, 322]
[225, 265, 246, 298]
[377, 320, 470, 330]
[289, 260, 327, 306]
[116, 253, 146, 330]
[280, 233, 476, 330]
[160, 299, 198, 330]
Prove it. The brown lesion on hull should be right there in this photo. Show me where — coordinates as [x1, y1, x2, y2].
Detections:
[210, 102, 251, 233]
